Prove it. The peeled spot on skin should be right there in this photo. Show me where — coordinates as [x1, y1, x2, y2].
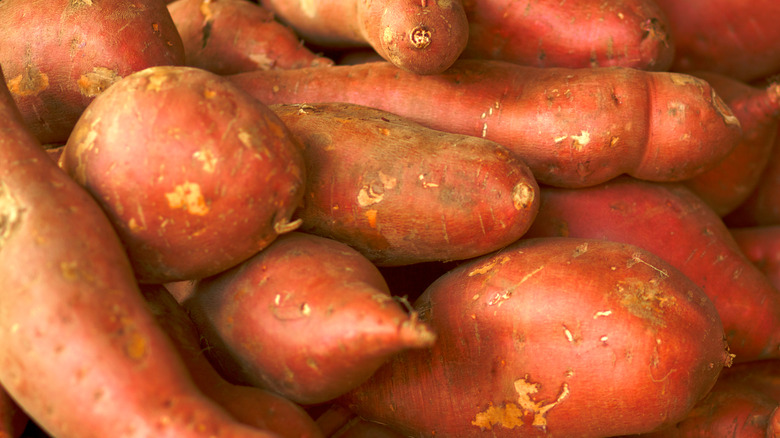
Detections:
[165, 182, 210, 216]
[0, 182, 24, 249]
[78, 67, 122, 97]
[7, 66, 49, 97]
[512, 182, 535, 210]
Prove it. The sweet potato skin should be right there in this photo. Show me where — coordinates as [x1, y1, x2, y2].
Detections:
[730, 226, 780, 292]
[340, 237, 731, 437]
[271, 102, 539, 266]
[0, 0, 185, 144]
[59, 66, 306, 284]
[229, 60, 742, 188]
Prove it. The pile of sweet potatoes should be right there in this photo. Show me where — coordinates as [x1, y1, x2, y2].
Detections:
[3, 0, 780, 437]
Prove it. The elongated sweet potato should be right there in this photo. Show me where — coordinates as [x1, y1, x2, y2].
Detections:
[229, 59, 742, 188]
[182, 232, 436, 405]
[524, 176, 780, 362]
[0, 0, 185, 144]
[0, 65, 278, 438]
[259, 0, 469, 75]
[461, 0, 675, 71]
[168, 0, 333, 75]
[271, 102, 539, 266]
[59, 65, 306, 284]
[340, 237, 732, 437]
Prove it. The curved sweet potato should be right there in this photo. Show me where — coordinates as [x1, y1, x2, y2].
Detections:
[461, 0, 675, 71]
[168, 0, 334, 75]
[340, 237, 732, 437]
[59, 65, 306, 284]
[0, 0, 185, 144]
[524, 176, 780, 362]
[271, 102, 539, 266]
[228, 60, 742, 188]
[182, 232, 436, 405]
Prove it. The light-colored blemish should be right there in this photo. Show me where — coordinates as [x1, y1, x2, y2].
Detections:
[77, 67, 121, 97]
[468, 256, 511, 277]
[165, 182, 209, 216]
[0, 181, 24, 249]
[594, 310, 613, 318]
[570, 131, 590, 150]
[358, 171, 397, 206]
[512, 182, 535, 210]
[193, 148, 217, 173]
[472, 377, 570, 431]
[563, 325, 574, 342]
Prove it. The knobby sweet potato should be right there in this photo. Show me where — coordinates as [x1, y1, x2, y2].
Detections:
[228, 59, 742, 188]
[168, 0, 334, 75]
[270, 102, 539, 266]
[340, 237, 732, 437]
[182, 232, 436, 406]
[59, 65, 306, 284]
[461, 0, 675, 71]
[258, 0, 469, 75]
[0, 0, 185, 144]
[523, 176, 780, 362]
[0, 65, 279, 438]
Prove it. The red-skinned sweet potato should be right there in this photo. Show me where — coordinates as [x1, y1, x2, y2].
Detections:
[182, 232, 436, 406]
[228, 59, 742, 188]
[0, 65, 279, 438]
[339, 237, 732, 437]
[168, 0, 334, 75]
[0, 0, 185, 144]
[523, 176, 780, 362]
[59, 65, 306, 284]
[258, 0, 469, 75]
[270, 102, 539, 266]
[461, 0, 675, 71]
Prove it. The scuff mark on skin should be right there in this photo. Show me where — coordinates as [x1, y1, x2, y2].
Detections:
[78, 67, 122, 97]
[472, 377, 570, 431]
[512, 182, 535, 210]
[358, 171, 397, 206]
[0, 181, 24, 249]
[165, 182, 209, 215]
[487, 265, 543, 306]
[468, 255, 511, 276]
[8, 64, 49, 97]
[193, 147, 217, 173]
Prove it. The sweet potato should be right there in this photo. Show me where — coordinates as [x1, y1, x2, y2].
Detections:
[59, 65, 306, 284]
[270, 102, 539, 266]
[140, 284, 324, 438]
[0, 0, 185, 144]
[168, 0, 334, 75]
[182, 232, 436, 405]
[523, 176, 780, 362]
[683, 73, 780, 216]
[653, 0, 780, 83]
[258, 0, 469, 75]
[0, 65, 279, 438]
[461, 0, 675, 71]
[339, 237, 732, 437]
[228, 59, 742, 188]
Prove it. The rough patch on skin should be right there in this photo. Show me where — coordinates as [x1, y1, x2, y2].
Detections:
[71, 116, 101, 185]
[615, 278, 674, 327]
[467, 255, 511, 277]
[357, 171, 397, 207]
[512, 182, 535, 210]
[193, 147, 217, 173]
[165, 182, 209, 216]
[471, 377, 570, 431]
[68, 0, 93, 7]
[0, 182, 24, 249]
[78, 67, 122, 97]
[7, 65, 49, 97]
[300, 0, 317, 18]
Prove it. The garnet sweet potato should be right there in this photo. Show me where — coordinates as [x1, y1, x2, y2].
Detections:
[59, 65, 306, 284]
[258, 0, 469, 75]
[168, 0, 334, 75]
[182, 232, 436, 406]
[461, 0, 675, 71]
[228, 59, 742, 188]
[339, 237, 732, 437]
[0, 0, 185, 144]
[0, 65, 279, 438]
[270, 102, 539, 266]
[523, 176, 780, 363]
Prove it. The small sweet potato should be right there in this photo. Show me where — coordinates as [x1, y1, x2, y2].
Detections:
[271, 102, 539, 266]
[0, 0, 185, 144]
[229, 60, 742, 188]
[182, 232, 436, 406]
[59, 65, 306, 284]
[168, 0, 334, 75]
[340, 237, 732, 437]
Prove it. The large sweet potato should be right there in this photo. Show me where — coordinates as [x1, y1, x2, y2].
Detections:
[0, 0, 185, 144]
[340, 237, 732, 437]
[0, 65, 278, 438]
[228, 59, 742, 188]
[59, 65, 306, 284]
[270, 102, 539, 266]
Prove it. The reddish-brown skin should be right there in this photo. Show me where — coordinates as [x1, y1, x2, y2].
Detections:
[524, 177, 780, 362]
[182, 232, 437, 406]
[313, 404, 408, 438]
[59, 66, 306, 284]
[461, 0, 675, 71]
[0, 387, 27, 438]
[730, 226, 780, 292]
[653, 0, 780, 83]
[340, 237, 731, 437]
[0, 0, 185, 145]
[271, 102, 539, 266]
[139, 284, 324, 438]
[168, 0, 334, 75]
[259, 0, 469, 74]
[228, 60, 742, 188]
[683, 73, 780, 216]
[0, 67, 279, 438]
